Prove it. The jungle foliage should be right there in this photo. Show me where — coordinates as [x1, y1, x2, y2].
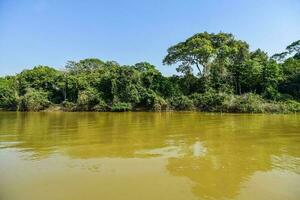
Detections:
[0, 33, 299, 113]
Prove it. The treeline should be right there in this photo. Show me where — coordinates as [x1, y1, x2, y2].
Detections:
[0, 32, 299, 113]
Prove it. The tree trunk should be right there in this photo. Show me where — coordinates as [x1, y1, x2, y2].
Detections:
[195, 63, 202, 75]
[63, 73, 67, 101]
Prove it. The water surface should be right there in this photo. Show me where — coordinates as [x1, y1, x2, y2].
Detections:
[0, 112, 300, 200]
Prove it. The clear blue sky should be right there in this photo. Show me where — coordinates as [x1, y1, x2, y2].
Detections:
[0, 0, 299, 76]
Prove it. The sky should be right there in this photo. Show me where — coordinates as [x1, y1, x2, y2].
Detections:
[0, 0, 299, 76]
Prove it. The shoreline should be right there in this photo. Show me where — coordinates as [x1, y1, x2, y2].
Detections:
[1, 107, 299, 114]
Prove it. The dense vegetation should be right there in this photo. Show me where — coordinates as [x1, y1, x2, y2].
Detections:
[0, 32, 299, 113]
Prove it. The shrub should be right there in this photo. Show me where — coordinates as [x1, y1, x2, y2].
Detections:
[111, 102, 132, 112]
[190, 90, 226, 111]
[283, 100, 300, 113]
[140, 89, 168, 111]
[169, 95, 194, 110]
[225, 93, 265, 113]
[76, 88, 101, 111]
[19, 88, 50, 111]
[153, 96, 168, 111]
[263, 102, 284, 113]
[92, 99, 108, 111]
[62, 101, 76, 111]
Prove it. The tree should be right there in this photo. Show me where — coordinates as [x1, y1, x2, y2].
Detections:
[286, 40, 300, 60]
[65, 58, 105, 74]
[240, 49, 268, 93]
[113, 66, 141, 104]
[16, 66, 63, 103]
[273, 40, 300, 99]
[226, 40, 250, 94]
[134, 62, 162, 89]
[163, 32, 243, 76]
[261, 60, 281, 99]
[163, 32, 254, 94]
[19, 88, 50, 111]
[0, 77, 18, 110]
[0, 33, 299, 113]
[272, 40, 300, 61]
[278, 57, 300, 99]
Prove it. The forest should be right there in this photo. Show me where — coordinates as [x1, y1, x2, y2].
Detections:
[0, 32, 299, 113]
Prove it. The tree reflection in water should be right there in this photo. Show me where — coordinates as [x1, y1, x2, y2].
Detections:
[0, 112, 300, 200]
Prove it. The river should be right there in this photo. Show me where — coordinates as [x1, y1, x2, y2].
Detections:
[0, 112, 299, 200]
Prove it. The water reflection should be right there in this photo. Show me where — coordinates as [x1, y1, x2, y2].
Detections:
[0, 112, 300, 200]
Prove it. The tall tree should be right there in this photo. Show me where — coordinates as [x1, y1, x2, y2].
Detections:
[163, 32, 251, 94]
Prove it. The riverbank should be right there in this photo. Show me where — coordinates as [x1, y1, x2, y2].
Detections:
[2, 93, 299, 114]
[1, 33, 300, 116]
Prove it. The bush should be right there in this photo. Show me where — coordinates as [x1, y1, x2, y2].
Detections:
[169, 95, 194, 110]
[92, 99, 108, 111]
[153, 96, 168, 111]
[76, 88, 101, 111]
[111, 102, 132, 112]
[19, 88, 50, 111]
[221, 94, 300, 113]
[224, 93, 265, 113]
[62, 101, 76, 111]
[283, 100, 300, 113]
[263, 102, 284, 113]
[190, 90, 226, 111]
[140, 89, 168, 111]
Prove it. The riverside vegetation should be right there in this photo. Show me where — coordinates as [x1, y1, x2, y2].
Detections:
[0, 32, 299, 113]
